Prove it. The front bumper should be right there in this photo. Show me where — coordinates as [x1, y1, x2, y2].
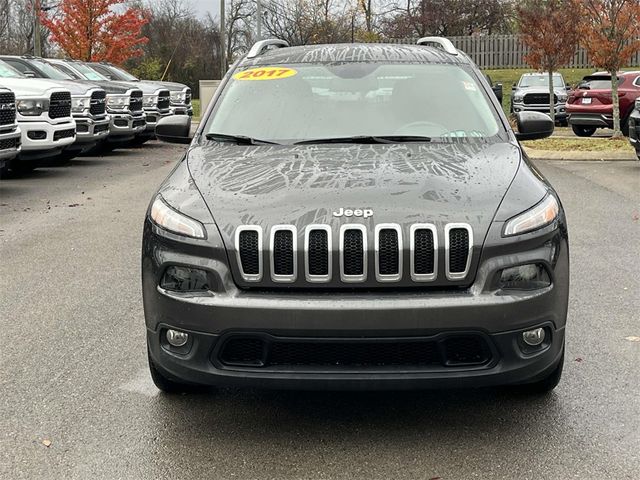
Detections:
[143, 216, 570, 390]
[0, 125, 21, 161]
[71, 114, 111, 146]
[141, 108, 172, 134]
[512, 103, 567, 120]
[170, 104, 193, 116]
[107, 111, 146, 142]
[17, 119, 76, 160]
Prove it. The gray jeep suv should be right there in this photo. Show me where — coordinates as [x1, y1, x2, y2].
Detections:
[142, 39, 569, 394]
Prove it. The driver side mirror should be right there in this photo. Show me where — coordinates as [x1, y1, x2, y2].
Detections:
[156, 115, 192, 144]
[514, 111, 554, 141]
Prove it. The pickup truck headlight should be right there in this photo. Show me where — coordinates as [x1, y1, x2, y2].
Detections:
[143, 95, 158, 107]
[170, 92, 186, 103]
[150, 196, 206, 239]
[635, 98, 640, 111]
[71, 97, 89, 113]
[503, 194, 559, 236]
[557, 93, 567, 102]
[106, 94, 129, 110]
[513, 93, 524, 103]
[17, 98, 48, 116]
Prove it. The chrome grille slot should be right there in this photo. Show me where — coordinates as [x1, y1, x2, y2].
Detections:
[235, 226, 262, 281]
[340, 225, 367, 282]
[410, 224, 437, 281]
[305, 225, 331, 282]
[375, 224, 402, 282]
[270, 226, 297, 282]
[445, 223, 472, 280]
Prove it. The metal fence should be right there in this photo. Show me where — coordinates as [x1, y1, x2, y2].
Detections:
[383, 35, 640, 69]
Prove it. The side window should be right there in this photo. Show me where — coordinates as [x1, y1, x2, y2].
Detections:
[633, 76, 640, 87]
[55, 64, 80, 79]
[4, 59, 29, 74]
[92, 65, 112, 78]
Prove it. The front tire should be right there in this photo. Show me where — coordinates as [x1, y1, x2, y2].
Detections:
[514, 349, 564, 395]
[571, 125, 596, 137]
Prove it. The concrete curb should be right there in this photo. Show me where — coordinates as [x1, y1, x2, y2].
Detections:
[523, 147, 638, 161]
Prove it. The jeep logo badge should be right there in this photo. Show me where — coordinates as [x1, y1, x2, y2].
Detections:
[333, 207, 373, 218]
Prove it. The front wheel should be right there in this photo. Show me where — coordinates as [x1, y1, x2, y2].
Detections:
[571, 125, 596, 137]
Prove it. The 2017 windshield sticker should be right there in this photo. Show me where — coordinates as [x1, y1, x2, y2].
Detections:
[234, 67, 297, 81]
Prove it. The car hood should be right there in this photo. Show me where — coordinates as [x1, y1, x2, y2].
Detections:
[104, 80, 169, 94]
[188, 141, 521, 249]
[0, 77, 70, 96]
[138, 79, 188, 92]
[35, 79, 101, 96]
[516, 86, 566, 95]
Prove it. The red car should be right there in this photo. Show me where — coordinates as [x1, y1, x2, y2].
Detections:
[567, 71, 640, 137]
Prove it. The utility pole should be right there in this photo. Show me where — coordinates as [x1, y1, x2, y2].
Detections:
[256, 0, 262, 41]
[33, 0, 41, 57]
[219, 0, 226, 77]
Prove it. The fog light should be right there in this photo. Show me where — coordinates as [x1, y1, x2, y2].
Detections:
[160, 265, 210, 291]
[522, 328, 545, 346]
[500, 264, 550, 290]
[166, 329, 189, 347]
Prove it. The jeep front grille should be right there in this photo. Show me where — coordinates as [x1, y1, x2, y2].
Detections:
[0, 91, 16, 126]
[49, 91, 71, 119]
[234, 223, 473, 285]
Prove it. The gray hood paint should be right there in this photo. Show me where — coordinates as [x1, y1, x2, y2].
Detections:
[187, 141, 521, 287]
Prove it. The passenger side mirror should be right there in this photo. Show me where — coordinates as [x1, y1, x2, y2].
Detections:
[514, 111, 554, 141]
[156, 115, 193, 144]
[23, 70, 36, 78]
[492, 83, 503, 103]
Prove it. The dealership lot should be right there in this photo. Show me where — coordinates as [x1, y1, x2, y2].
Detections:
[0, 145, 638, 479]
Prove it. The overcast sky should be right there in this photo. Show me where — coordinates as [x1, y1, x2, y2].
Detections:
[191, 0, 220, 19]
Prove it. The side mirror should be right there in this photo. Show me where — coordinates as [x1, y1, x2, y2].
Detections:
[23, 70, 36, 78]
[566, 85, 571, 91]
[515, 111, 554, 141]
[156, 115, 192, 144]
[511, 85, 516, 90]
[492, 83, 503, 103]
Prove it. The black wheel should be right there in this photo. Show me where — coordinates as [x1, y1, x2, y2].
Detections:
[571, 125, 596, 137]
[558, 120, 568, 127]
[10, 160, 36, 174]
[130, 136, 152, 147]
[621, 116, 630, 137]
[514, 350, 564, 395]
[0, 162, 11, 178]
[147, 348, 205, 394]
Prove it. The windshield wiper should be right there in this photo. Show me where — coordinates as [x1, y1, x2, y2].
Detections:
[205, 133, 280, 145]
[294, 135, 431, 145]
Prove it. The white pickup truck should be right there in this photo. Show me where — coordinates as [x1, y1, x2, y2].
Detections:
[0, 87, 22, 175]
[0, 62, 76, 172]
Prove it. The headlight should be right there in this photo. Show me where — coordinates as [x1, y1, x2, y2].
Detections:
[16, 98, 48, 116]
[513, 94, 524, 102]
[150, 196, 206, 239]
[503, 194, 559, 236]
[106, 95, 129, 109]
[143, 95, 158, 107]
[635, 98, 640, 111]
[557, 94, 567, 102]
[170, 92, 186, 103]
[72, 97, 89, 113]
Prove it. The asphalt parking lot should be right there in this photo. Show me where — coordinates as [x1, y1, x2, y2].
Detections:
[0, 144, 638, 479]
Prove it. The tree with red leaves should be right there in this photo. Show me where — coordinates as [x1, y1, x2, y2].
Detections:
[578, 0, 640, 137]
[517, 0, 582, 123]
[41, 0, 149, 65]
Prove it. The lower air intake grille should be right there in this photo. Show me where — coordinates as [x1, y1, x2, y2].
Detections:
[308, 229, 329, 276]
[239, 230, 260, 275]
[273, 230, 294, 276]
[378, 228, 399, 275]
[217, 334, 492, 369]
[0, 137, 19, 150]
[414, 229, 435, 274]
[53, 128, 75, 141]
[343, 229, 364, 276]
[448, 228, 470, 274]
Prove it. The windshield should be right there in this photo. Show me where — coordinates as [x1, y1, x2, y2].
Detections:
[519, 75, 565, 88]
[90, 64, 137, 81]
[205, 63, 502, 144]
[109, 65, 138, 81]
[30, 59, 73, 80]
[73, 63, 109, 81]
[0, 60, 23, 78]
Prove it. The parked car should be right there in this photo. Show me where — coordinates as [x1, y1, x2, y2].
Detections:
[0, 55, 110, 157]
[629, 98, 640, 160]
[511, 72, 570, 125]
[0, 60, 75, 172]
[47, 59, 170, 143]
[143, 38, 568, 395]
[44, 58, 147, 147]
[86, 62, 193, 117]
[567, 71, 640, 137]
[0, 86, 21, 175]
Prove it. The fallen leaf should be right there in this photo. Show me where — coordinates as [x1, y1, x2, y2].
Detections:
[42, 439, 51, 447]
[68, 203, 80, 208]
[142, 163, 149, 166]
[625, 336, 640, 342]
[575, 357, 583, 362]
